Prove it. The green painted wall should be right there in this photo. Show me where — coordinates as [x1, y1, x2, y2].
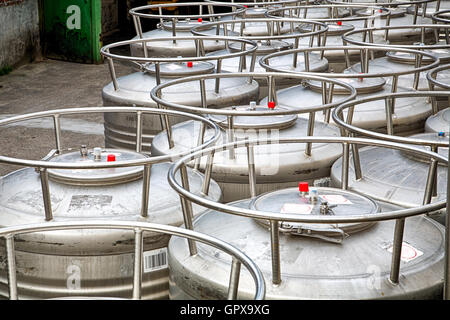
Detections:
[42, 0, 102, 64]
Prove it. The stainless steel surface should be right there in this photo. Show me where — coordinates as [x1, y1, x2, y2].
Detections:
[0, 221, 265, 300]
[0, 107, 222, 299]
[150, 72, 356, 202]
[128, 2, 247, 57]
[260, 46, 441, 134]
[101, 37, 260, 152]
[166, 135, 447, 299]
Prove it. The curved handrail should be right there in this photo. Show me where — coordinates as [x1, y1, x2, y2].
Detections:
[427, 63, 450, 90]
[0, 220, 266, 300]
[0, 106, 221, 221]
[166, 135, 448, 286]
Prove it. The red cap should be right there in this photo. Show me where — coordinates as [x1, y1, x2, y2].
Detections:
[337, 21, 342, 26]
[379, 9, 383, 13]
[244, 5, 248, 8]
[268, 101, 275, 109]
[187, 61, 193, 68]
[198, 18, 203, 22]
[107, 154, 116, 162]
[299, 182, 309, 193]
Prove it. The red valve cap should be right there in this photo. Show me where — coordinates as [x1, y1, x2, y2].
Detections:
[337, 21, 342, 26]
[268, 101, 275, 109]
[198, 18, 203, 22]
[107, 154, 116, 162]
[299, 182, 309, 192]
[187, 61, 193, 68]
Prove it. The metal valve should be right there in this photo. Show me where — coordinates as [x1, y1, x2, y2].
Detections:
[80, 145, 88, 157]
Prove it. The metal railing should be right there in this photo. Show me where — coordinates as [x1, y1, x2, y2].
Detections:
[259, 45, 441, 94]
[0, 220, 265, 300]
[150, 72, 357, 159]
[166, 135, 447, 287]
[129, 2, 247, 39]
[343, 24, 450, 48]
[427, 63, 450, 90]
[325, 0, 439, 24]
[100, 36, 259, 90]
[432, 8, 450, 24]
[264, 3, 390, 22]
[190, 17, 329, 44]
[332, 91, 449, 203]
[0, 107, 220, 221]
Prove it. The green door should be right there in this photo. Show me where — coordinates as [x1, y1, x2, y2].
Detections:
[42, 0, 102, 64]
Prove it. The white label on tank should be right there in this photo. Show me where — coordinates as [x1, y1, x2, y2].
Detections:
[143, 247, 168, 273]
[320, 194, 353, 205]
[385, 242, 423, 262]
[280, 203, 313, 215]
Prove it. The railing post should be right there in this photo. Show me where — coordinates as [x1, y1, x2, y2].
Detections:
[132, 228, 143, 300]
[389, 218, 405, 285]
[5, 235, 18, 300]
[39, 168, 53, 221]
[141, 164, 152, 217]
[227, 258, 242, 300]
[270, 220, 282, 285]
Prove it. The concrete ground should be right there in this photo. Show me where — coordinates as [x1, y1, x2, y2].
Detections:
[0, 58, 133, 176]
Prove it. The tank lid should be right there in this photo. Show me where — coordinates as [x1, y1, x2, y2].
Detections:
[306, 75, 386, 94]
[298, 22, 354, 36]
[208, 104, 298, 130]
[144, 61, 215, 77]
[229, 40, 292, 55]
[386, 49, 449, 64]
[47, 147, 147, 186]
[399, 132, 449, 165]
[250, 186, 379, 243]
[161, 19, 207, 32]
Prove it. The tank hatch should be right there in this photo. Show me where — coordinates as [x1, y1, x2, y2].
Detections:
[47, 147, 147, 186]
[250, 184, 379, 243]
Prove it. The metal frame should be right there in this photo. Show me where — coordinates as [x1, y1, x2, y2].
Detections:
[343, 24, 450, 48]
[190, 17, 329, 42]
[150, 71, 357, 159]
[166, 135, 447, 288]
[432, 9, 450, 24]
[427, 63, 450, 90]
[260, 45, 441, 93]
[264, 3, 390, 22]
[129, 2, 247, 39]
[332, 91, 449, 203]
[100, 36, 259, 90]
[0, 107, 221, 221]
[0, 220, 265, 300]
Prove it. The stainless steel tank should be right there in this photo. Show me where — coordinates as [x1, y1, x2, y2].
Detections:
[260, 46, 439, 135]
[101, 37, 259, 152]
[0, 220, 265, 301]
[128, 2, 246, 57]
[426, 108, 450, 133]
[150, 72, 357, 202]
[205, 0, 305, 36]
[166, 136, 447, 299]
[191, 18, 329, 98]
[264, 4, 389, 66]
[331, 91, 449, 224]
[0, 107, 222, 300]
[327, 0, 437, 43]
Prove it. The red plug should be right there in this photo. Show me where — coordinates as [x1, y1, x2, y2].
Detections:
[299, 182, 309, 193]
[337, 21, 342, 26]
[107, 154, 116, 162]
[198, 18, 203, 23]
[187, 61, 193, 68]
[268, 101, 275, 109]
